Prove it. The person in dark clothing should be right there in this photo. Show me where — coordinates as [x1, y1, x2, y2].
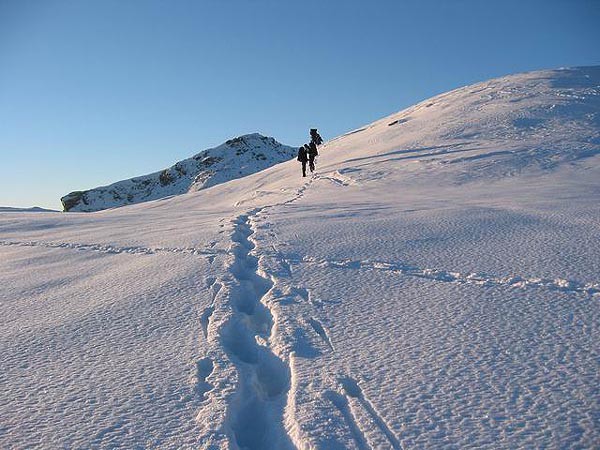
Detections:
[307, 142, 318, 173]
[297, 146, 308, 177]
[310, 128, 323, 146]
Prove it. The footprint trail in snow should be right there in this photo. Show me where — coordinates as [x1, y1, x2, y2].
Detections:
[219, 211, 295, 449]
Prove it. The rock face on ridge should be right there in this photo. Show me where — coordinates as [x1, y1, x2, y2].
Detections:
[61, 133, 296, 212]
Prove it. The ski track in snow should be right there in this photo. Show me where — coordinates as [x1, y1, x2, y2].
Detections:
[323, 390, 370, 450]
[339, 377, 402, 450]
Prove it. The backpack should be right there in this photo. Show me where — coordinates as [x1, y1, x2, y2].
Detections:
[310, 129, 323, 145]
[297, 147, 307, 162]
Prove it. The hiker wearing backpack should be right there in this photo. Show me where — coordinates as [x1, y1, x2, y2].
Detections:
[297, 146, 308, 177]
[310, 128, 323, 146]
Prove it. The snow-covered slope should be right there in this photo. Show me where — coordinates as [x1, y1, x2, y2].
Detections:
[61, 133, 296, 212]
[2, 67, 599, 449]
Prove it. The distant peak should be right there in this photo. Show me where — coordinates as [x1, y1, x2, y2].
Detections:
[230, 132, 267, 140]
[224, 133, 281, 148]
[61, 132, 295, 212]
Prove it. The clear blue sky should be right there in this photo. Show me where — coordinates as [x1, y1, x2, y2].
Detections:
[1, 0, 599, 210]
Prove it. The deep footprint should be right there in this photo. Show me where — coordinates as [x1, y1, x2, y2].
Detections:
[195, 358, 214, 401]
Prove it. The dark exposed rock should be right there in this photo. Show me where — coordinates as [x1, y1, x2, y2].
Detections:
[199, 156, 222, 167]
[61, 191, 85, 212]
[226, 136, 247, 147]
[159, 169, 174, 186]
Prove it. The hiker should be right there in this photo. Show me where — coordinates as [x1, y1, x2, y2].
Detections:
[310, 128, 323, 146]
[297, 145, 308, 177]
[307, 142, 318, 173]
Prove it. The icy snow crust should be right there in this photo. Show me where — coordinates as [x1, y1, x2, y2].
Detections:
[60, 133, 296, 212]
[1, 67, 599, 449]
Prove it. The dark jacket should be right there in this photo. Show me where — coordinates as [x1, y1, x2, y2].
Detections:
[297, 147, 308, 163]
[308, 142, 318, 157]
[310, 129, 323, 146]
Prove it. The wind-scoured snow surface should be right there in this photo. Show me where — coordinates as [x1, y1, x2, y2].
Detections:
[60, 133, 296, 212]
[2, 67, 599, 449]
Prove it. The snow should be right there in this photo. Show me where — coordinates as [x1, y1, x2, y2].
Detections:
[1, 66, 599, 449]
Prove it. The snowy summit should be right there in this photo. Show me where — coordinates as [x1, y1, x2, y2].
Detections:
[61, 133, 296, 212]
[1, 67, 599, 449]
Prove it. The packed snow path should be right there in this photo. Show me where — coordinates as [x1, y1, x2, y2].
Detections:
[2, 67, 600, 449]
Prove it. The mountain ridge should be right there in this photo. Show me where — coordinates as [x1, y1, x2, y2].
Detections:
[61, 133, 296, 212]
